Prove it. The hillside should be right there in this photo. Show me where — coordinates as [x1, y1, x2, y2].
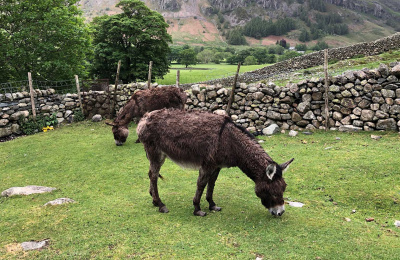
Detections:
[77, 0, 400, 47]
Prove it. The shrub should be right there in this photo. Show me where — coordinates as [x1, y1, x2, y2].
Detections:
[19, 113, 58, 135]
[73, 110, 85, 122]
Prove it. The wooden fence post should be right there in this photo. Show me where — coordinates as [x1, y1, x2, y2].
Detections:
[176, 70, 180, 88]
[74, 75, 84, 113]
[147, 61, 153, 89]
[226, 62, 241, 116]
[28, 72, 36, 119]
[324, 49, 330, 131]
[112, 60, 121, 118]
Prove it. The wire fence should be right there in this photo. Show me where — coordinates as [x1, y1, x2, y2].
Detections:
[0, 79, 78, 95]
[0, 78, 111, 96]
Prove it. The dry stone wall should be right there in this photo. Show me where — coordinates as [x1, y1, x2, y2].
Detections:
[179, 32, 400, 89]
[0, 89, 81, 137]
[2, 63, 400, 139]
[186, 63, 400, 132]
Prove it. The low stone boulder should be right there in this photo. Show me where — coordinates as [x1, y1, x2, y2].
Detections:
[262, 124, 280, 135]
[1, 185, 56, 197]
[338, 125, 362, 132]
[21, 239, 49, 251]
[43, 198, 75, 206]
[92, 114, 102, 122]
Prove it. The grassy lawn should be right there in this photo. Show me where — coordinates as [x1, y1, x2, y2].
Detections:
[156, 63, 268, 85]
[1, 122, 400, 259]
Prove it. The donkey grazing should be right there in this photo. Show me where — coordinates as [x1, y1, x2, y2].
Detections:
[137, 109, 294, 217]
[107, 87, 187, 145]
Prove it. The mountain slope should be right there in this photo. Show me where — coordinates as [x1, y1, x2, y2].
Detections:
[77, 0, 400, 47]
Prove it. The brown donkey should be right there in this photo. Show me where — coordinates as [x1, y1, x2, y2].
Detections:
[137, 108, 294, 217]
[107, 87, 187, 145]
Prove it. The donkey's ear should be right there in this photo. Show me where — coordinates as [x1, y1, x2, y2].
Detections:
[266, 164, 277, 180]
[280, 158, 294, 175]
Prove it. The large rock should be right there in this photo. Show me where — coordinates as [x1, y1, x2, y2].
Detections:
[339, 125, 362, 132]
[376, 118, 397, 131]
[1, 185, 56, 197]
[262, 124, 280, 135]
[21, 239, 49, 251]
[360, 110, 375, 121]
[391, 64, 400, 78]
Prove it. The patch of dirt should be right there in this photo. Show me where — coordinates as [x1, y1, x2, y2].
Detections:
[5, 243, 23, 252]
[0, 134, 22, 143]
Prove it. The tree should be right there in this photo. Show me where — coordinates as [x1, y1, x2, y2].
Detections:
[90, 0, 172, 83]
[168, 46, 184, 63]
[179, 48, 197, 68]
[244, 56, 257, 65]
[299, 29, 311, 42]
[0, 0, 92, 82]
[295, 44, 308, 51]
[197, 49, 214, 64]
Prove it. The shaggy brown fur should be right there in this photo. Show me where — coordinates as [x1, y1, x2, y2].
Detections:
[108, 87, 187, 145]
[137, 108, 294, 217]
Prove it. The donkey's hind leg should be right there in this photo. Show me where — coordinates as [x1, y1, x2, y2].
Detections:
[206, 168, 222, 212]
[146, 146, 168, 213]
[193, 166, 216, 216]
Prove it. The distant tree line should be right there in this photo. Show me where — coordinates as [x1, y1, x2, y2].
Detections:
[168, 39, 329, 67]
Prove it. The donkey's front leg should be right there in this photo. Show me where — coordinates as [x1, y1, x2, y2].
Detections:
[193, 166, 212, 216]
[206, 168, 222, 212]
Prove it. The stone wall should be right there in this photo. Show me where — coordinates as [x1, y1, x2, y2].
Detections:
[179, 32, 400, 89]
[186, 63, 400, 132]
[2, 63, 400, 138]
[0, 89, 83, 137]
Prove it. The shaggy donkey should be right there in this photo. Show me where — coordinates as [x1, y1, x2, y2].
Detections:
[107, 87, 187, 145]
[137, 109, 294, 217]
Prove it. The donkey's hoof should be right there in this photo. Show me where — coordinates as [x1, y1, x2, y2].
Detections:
[159, 206, 169, 213]
[210, 206, 222, 211]
[194, 210, 207, 217]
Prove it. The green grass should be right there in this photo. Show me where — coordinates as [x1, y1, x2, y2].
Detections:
[269, 50, 400, 87]
[156, 63, 268, 85]
[1, 122, 400, 259]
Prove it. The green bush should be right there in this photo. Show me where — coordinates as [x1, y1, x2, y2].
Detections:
[19, 113, 58, 135]
[73, 110, 85, 122]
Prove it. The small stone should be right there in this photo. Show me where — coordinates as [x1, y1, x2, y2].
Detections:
[335, 137, 341, 140]
[352, 209, 356, 214]
[43, 198, 75, 206]
[394, 220, 400, 228]
[92, 114, 102, 122]
[365, 218, 375, 222]
[345, 218, 351, 222]
[288, 201, 304, 207]
[288, 130, 298, 137]
[302, 131, 313, 135]
[370, 135, 382, 140]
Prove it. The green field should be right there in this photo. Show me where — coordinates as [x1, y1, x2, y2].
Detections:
[1, 122, 399, 259]
[156, 63, 268, 85]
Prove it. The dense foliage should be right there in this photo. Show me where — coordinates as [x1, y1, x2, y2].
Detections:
[0, 0, 92, 82]
[90, 0, 172, 83]
[243, 17, 296, 39]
